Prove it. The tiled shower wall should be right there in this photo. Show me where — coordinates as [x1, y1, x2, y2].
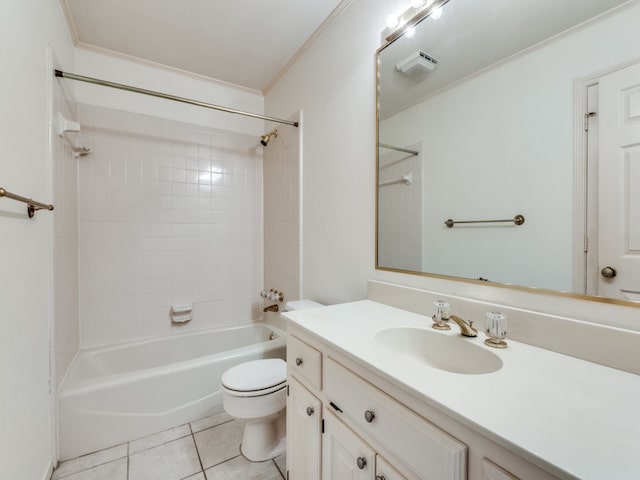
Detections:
[78, 105, 263, 347]
[377, 143, 423, 271]
[52, 78, 80, 386]
[263, 115, 300, 304]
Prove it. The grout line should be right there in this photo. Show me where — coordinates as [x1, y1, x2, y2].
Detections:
[190, 423, 207, 478]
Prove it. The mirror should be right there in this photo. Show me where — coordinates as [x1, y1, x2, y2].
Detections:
[376, 0, 640, 304]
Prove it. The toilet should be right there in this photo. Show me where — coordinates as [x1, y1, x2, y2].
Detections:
[221, 299, 323, 461]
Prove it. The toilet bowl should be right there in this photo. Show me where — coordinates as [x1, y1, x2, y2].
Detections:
[221, 358, 287, 461]
[221, 299, 323, 461]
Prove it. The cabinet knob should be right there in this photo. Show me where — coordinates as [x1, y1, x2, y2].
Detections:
[376, 476, 387, 480]
[364, 410, 375, 423]
[356, 457, 367, 469]
[295, 357, 303, 366]
[306, 406, 314, 416]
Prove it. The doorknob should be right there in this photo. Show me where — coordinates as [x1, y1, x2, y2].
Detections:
[601, 266, 617, 278]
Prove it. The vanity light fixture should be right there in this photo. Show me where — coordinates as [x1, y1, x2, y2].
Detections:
[384, 0, 451, 44]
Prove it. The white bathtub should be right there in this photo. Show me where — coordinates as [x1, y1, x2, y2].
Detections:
[58, 322, 286, 460]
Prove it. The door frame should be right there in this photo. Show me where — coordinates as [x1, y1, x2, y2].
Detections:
[572, 56, 640, 294]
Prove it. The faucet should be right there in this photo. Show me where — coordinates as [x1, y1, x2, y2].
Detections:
[431, 301, 477, 337]
[263, 304, 279, 313]
[448, 315, 478, 337]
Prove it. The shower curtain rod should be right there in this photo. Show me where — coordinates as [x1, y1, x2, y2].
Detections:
[54, 70, 299, 128]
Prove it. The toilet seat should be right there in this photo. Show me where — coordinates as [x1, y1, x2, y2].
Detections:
[221, 358, 286, 397]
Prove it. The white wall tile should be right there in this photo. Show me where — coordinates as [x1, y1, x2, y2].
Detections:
[78, 105, 264, 347]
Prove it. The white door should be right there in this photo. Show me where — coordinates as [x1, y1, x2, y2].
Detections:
[322, 410, 375, 480]
[286, 377, 322, 480]
[597, 62, 640, 301]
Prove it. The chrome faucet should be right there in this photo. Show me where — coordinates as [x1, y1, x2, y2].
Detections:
[448, 315, 478, 337]
[263, 304, 279, 313]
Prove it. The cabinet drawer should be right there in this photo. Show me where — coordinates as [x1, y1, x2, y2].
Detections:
[325, 357, 467, 480]
[288, 335, 322, 390]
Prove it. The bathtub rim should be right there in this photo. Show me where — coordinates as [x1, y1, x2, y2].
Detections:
[59, 321, 286, 396]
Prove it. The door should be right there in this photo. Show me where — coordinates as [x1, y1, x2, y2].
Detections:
[287, 377, 322, 480]
[597, 62, 640, 300]
[322, 410, 375, 480]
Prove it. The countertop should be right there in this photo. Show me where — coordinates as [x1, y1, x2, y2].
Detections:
[283, 300, 640, 480]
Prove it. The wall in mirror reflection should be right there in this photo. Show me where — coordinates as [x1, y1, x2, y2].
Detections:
[378, 2, 640, 293]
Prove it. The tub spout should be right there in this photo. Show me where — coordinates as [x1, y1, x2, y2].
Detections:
[263, 304, 279, 313]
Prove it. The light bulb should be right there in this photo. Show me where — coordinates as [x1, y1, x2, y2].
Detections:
[411, 0, 426, 7]
[405, 26, 415, 38]
[386, 14, 399, 29]
[431, 6, 442, 19]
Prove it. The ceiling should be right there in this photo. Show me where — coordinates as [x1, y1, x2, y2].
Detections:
[379, 0, 634, 118]
[62, 0, 346, 93]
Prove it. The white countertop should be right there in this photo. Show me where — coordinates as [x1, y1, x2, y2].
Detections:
[284, 300, 640, 480]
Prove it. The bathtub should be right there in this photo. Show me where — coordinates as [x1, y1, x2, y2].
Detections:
[58, 322, 286, 460]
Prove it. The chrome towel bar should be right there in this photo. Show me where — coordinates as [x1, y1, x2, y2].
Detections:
[444, 214, 525, 228]
[0, 187, 54, 218]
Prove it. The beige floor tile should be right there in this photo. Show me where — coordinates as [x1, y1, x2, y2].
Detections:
[57, 458, 127, 480]
[205, 455, 282, 480]
[193, 420, 243, 468]
[129, 424, 191, 454]
[129, 436, 201, 480]
[52, 444, 127, 479]
[190, 411, 234, 433]
[184, 473, 206, 480]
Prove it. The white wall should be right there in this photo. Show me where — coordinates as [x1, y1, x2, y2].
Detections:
[265, 0, 640, 329]
[0, 1, 74, 478]
[74, 49, 264, 137]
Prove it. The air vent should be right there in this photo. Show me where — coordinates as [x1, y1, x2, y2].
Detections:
[396, 50, 439, 74]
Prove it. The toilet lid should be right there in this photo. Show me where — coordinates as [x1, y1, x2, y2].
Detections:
[221, 358, 286, 392]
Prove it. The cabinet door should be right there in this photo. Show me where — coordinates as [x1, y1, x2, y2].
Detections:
[375, 455, 407, 480]
[322, 410, 375, 480]
[287, 377, 322, 480]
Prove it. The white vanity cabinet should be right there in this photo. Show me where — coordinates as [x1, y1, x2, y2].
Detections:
[286, 376, 322, 480]
[322, 409, 376, 479]
[286, 330, 464, 480]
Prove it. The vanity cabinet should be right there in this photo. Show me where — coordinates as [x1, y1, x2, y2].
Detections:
[322, 409, 375, 480]
[286, 376, 321, 480]
[286, 328, 557, 480]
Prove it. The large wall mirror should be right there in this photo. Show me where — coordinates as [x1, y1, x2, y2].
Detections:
[376, 0, 640, 305]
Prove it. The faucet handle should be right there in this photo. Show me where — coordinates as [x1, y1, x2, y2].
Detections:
[484, 311, 508, 348]
[432, 300, 451, 331]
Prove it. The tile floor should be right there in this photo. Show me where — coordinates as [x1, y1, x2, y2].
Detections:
[51, 412, 286, 480]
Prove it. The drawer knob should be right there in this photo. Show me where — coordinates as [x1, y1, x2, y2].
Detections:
[364, 410, 375, 423]
[295, 357, 303, 366]
[357, 457, 367, 469]
[376, 476, 387, 480]
[306, 406, 314, 416]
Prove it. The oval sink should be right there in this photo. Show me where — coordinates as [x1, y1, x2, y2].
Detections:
[375, 327, 503, 375]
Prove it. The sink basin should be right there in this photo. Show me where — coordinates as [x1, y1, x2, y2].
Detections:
[375, 327, 503, 375]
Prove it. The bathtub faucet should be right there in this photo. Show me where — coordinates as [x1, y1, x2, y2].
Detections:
[263, 304, 279, 313]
